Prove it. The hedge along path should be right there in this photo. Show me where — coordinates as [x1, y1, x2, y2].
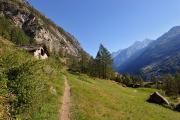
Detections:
[59, 76, 71, 120]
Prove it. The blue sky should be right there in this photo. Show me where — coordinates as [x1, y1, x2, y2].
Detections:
[28, 0, 180, 57]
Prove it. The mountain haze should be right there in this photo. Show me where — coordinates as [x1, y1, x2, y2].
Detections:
[113, 39, 153, 70]
[115, 26, 180, 79]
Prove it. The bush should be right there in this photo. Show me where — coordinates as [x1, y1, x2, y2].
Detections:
[0, 47, 49, 119]
[161, 74, 180, 97]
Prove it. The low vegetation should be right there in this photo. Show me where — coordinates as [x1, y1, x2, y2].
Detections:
[160, 74, 180, 97]
[0, 38, 64, 120]
[115, 74, 144, 87]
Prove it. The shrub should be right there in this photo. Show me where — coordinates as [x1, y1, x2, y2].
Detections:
[161, 74, 180, 97]
[0, 47, 49, 119]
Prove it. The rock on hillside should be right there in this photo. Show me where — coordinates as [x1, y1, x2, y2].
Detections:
[148, 92, 169, 105]
[0, 0, 83, 56]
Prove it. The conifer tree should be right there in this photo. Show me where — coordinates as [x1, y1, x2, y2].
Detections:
[95, 44, 113, 79]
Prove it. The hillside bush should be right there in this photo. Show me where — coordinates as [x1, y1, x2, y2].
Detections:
[161, 74, 180, 97]
[0, 39, 64, 119]
[0, 48, 50, 119]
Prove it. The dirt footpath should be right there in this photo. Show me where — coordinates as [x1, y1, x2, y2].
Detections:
[59, 76, 71, 120]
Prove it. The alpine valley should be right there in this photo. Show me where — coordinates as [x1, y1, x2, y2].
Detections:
[0, 0, 180, 120]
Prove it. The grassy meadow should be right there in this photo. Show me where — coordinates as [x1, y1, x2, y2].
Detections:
[67, 73, 180, 120]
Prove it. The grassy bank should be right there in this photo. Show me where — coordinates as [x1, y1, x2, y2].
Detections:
[67, 73, 180, 120]
[0, 38, 65, 120]
[31, 72, 64, 120]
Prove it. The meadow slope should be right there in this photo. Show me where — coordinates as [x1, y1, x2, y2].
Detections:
[67, 73, 180, 120]
[0, 38, 65, 120]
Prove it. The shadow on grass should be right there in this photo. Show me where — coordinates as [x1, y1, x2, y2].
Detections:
[68, 69, 80, 76]
[77, 75, 93, 84]
[68, 70, 93, 84]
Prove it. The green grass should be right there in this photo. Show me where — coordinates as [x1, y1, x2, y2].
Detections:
[0, 38, 65, 120]
[67, 73, 180, 120]
[30, 73, 64, 120]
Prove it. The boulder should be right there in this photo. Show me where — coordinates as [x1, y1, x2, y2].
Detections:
[148, 92, 169, 105]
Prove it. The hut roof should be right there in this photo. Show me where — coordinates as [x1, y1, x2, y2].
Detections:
[20, 45, 42, 51]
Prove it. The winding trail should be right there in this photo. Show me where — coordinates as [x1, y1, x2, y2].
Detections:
[59, 76, 71, 120]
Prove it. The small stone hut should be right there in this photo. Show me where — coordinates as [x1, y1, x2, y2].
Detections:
[20, 45, 49, 59]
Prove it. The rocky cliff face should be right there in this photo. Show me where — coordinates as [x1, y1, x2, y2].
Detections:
[0, 0, 83, 56]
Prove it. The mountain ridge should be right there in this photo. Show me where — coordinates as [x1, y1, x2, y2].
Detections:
[0, 0, 83, 56]
[116, 26, 180, 79]
[113, 38, 153, 70]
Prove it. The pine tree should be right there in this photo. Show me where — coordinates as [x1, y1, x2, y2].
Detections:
[95, 44, 113, 79]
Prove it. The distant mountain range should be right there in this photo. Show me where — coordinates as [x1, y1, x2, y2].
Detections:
[112, 49, 122, 58]
[113, 26, 180, 79]
[112, 39, 153, 70]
